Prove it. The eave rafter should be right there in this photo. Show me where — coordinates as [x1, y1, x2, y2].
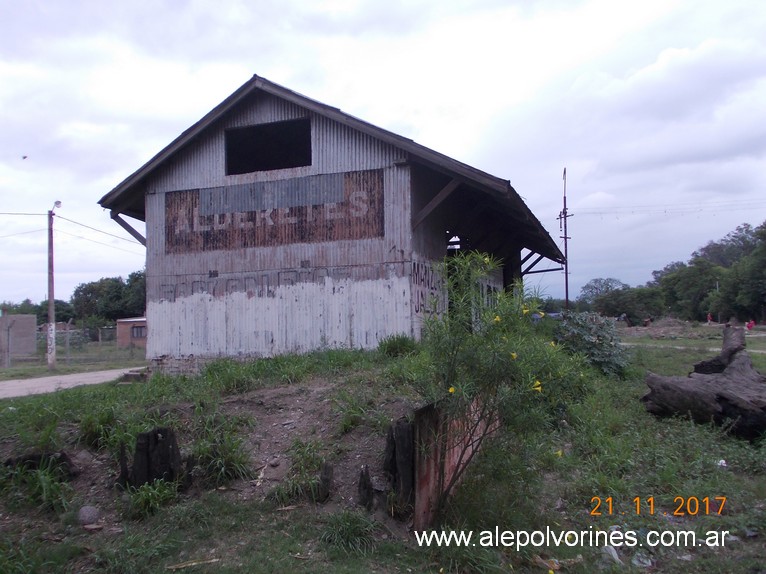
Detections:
[110, 211, 146, 246]
[412, 178, 461, 230]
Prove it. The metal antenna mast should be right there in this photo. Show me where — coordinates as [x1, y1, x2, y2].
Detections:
[558, 168, 573, 310]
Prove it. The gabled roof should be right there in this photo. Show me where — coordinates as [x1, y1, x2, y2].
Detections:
[99, 74, 564, 264]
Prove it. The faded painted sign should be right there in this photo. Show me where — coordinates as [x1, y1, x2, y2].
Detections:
[411, 258, 444, 316]
[165, 169, 384, 253]
[154, 263, 404, 303]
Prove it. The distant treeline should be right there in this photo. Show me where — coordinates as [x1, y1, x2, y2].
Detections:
[1, 270, 146, 333]
[543, 221, 766, 325]
[5, 220, 766, 331]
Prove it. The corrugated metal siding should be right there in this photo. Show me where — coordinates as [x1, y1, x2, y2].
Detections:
[408, 255, 503, 340]
[147, 274, 412, 358]
[143, 92, 415, 364]
[409, 254, 445, 339]
[146, 95, 402, 194]
[163, 170, 385, 254]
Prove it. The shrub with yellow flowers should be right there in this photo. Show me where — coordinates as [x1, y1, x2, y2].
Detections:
[413, 251, 593, 524]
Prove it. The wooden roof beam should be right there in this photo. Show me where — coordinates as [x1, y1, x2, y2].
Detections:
[111, 211, 147, 246]
[412, 179, 461, 230]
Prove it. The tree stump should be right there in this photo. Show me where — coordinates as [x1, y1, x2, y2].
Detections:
[130, 427, 183, 487]
[641, 326, 766, 440]
[383, 417, 414, 514]
[315, 462, 334, 502]
[357, 465, 374, 511]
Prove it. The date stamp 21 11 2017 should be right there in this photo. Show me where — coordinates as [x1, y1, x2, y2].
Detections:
[590, 496, 727, 517]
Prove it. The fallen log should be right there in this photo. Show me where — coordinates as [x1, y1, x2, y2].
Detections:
[641, 325, 766, 440]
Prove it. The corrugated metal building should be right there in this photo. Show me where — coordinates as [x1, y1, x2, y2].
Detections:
[99, 75, 564, 373]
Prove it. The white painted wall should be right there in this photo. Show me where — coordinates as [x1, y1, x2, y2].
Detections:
[147, 274, 412, 358]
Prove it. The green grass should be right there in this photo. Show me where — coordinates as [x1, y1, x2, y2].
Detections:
[0, 343, 764, 573]
[125, 479, 179, 519]
[627, 338, 766, 373]
[320, 509, 378, 555]
[442, 344, 766, 572]
[625, 331, 766, 353]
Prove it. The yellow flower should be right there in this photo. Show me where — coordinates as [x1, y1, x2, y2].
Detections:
[511, 352, 518, 360]
[523, 307, 529, 315]
[449, 386, 455, 394]
[501, 336, 507, 342]
[555, 449, 563, 457]
[549, 341, 556, 347]
[539, 311, 546, 317]
[531, 380, 542, 392]
[483, 256, 490, 264]
[494, 315, 501, 323]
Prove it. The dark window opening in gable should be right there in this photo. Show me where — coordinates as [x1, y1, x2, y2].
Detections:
[225, 118, 312, 175]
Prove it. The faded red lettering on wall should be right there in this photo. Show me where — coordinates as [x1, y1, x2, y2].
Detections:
[165, 169, 384, 254]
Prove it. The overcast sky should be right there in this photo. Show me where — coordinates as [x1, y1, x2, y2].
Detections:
[1, 0, 765, 306]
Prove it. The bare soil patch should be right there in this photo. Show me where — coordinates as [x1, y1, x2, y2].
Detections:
[1, 376, 417, 543]
[618, 317, 723, 340]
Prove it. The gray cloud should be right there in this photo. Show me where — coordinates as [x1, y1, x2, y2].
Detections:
[2, 0, 766, 304]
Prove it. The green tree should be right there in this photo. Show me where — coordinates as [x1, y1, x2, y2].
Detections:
[577, 278, 628, 307]
[648, 261, 686, 287]
[122, 270, 146, 317]
[711, 222, 766, 322]
[71, 276, 140, 322]
[1, 298, 40, 317]
[692, 222, 758, 267]
[658, 258, 724, 321]
[594, 285, 664, 325]
[36, 300, 75, 325]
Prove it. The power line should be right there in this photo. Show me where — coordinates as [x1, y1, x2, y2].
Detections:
[0, 212, 143, 244]
[54, 229, 145, 256]
[578, 208, 766, 218]
[55, 215, 143, 244]
[581, 199, 765, 209]
[0, 228, 47, 239]
[576, 199, 766, 216]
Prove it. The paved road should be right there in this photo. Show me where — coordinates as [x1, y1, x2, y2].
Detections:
[0, 369, 134, 399]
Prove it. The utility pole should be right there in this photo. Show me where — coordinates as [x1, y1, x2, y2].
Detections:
[558, 168, 573, 310]
[47, 200, 61, 370]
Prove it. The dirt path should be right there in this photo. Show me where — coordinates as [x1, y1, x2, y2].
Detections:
[0, 369, 133, 399]
[621, 342, 766, 354]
